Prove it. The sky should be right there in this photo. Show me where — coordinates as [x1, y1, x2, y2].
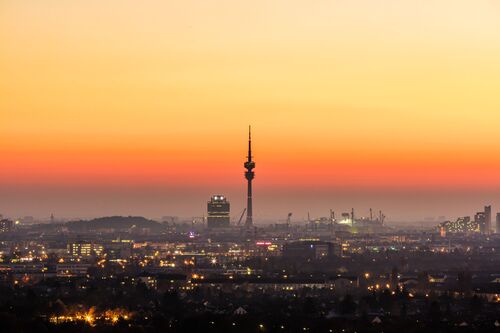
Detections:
[1, 0, 500, 222]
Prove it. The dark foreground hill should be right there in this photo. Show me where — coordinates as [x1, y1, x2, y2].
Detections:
[65, 216, 165, 232]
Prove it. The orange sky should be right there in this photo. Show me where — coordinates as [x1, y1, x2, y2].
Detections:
[1, 1, 500, 220]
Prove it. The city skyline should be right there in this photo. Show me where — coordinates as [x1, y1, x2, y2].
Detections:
[2, 2, 500, 332]
[2, 1, 500, 220]
[0, 124, 498, 222]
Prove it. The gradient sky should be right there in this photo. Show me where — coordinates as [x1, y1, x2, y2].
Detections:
[1, 0, 500, 222]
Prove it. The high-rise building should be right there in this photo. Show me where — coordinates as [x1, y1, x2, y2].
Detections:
[484, 205, 492, 234]
[0, 219, 14, 233]
[244, 126, 255, 227]
[207, 195, 230, 228]
[476, 206, 492, 234]
[475, 211, 486, 233]
[496, 213, 500, 234]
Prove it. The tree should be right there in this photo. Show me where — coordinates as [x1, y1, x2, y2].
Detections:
[428, 301, 441, 323]
[303, 297, 316, 316]
[338, 295, 356, 315]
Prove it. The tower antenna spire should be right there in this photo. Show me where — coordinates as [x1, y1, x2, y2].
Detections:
[248, 125, 252, 162]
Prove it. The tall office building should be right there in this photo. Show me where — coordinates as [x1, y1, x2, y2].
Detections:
[484, 205, 492, 234]
[207, 195, 230, 228]
[0, 219, 14, 233]
[496, 213, 500, 234]
[476, 206, 492, 234]
[244, 126, 255, 227]
[475, 211, 486, 234]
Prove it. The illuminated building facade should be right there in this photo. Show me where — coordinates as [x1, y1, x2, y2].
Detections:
[207, 195, 230, 228]
[56, 263, 91, 277]
[440, 216, 479, 233]
[104, 239, 133, 259]
[0, 219, 14, 233]
[339, 213, 353, 226]
[475, 212, 486, 233]
[68, 242, 104, 257]
[474, 206, 492, 234]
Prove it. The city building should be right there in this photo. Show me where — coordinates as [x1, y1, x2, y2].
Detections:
[496, 213, 500, 234]
[207, 195, 230, 228]
[68, 242, 104, 257]
[475, 206, 492, 234]
[0, 219, 14, 233]
[440, 216, 479, 233]
[485, 205, 492, 234]
[282, 241, 336, 260]
[475, 211, 486, 234]
[56, 263, 91, 277]
[104, 239, 133, 260]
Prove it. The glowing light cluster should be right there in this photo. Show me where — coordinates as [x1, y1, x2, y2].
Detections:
[49, 308, 131, 326]
[440, 217, 480, 233]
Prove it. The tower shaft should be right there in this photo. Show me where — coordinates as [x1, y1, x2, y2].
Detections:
[246, 177, 253, 226]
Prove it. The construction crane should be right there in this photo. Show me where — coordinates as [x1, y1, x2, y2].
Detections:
[237, 208, 247, 226]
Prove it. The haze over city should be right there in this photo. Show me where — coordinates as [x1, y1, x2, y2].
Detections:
[2, 0, 500, 221]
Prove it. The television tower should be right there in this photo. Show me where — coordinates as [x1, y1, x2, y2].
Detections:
[244, 126, 255, 227]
